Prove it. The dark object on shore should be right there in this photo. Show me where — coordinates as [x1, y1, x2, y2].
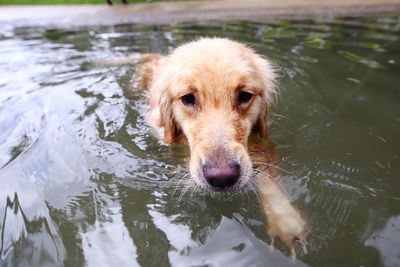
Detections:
[107, 0, 128, 5]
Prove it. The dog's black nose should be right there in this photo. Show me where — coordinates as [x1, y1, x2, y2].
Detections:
[203, 164, 240, 190]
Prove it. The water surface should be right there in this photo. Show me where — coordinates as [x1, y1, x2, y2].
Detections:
[0, 17, 399, 267]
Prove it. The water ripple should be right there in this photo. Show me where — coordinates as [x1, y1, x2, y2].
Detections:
[0, 17, 399, 266]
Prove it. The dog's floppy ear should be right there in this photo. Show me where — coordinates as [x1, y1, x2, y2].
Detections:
[159, 95, 179, 144]
[255, 104, 268, 138]
[254, 55, 278, 139]
[146, 60, 180, 144]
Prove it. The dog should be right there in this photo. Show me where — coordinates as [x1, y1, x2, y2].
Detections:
[138, 38, 307, 258]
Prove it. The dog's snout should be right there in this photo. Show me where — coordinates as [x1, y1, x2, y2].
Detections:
[203, 163, 240, 190]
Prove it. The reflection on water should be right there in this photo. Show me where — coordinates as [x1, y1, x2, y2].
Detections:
[0, 17, 399, 266]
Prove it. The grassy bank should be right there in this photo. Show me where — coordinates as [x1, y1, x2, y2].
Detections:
[0, 0, 153, 5]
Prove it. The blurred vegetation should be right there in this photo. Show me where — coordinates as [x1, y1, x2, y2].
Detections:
[0, 0, 157, 5]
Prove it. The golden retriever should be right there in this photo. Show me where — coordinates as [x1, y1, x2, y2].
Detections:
[139, 38, 307, 258]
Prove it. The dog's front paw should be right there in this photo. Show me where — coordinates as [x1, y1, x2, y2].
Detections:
[267, 205, 308, 259]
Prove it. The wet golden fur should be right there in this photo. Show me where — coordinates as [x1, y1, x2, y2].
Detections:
[139, 38, 307, 257]
[143, 38, 277, 188]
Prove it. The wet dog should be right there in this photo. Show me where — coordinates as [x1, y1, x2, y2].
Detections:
[139, 38, 307, 257]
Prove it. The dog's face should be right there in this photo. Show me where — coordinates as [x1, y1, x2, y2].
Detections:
[148, 38, 276, 191]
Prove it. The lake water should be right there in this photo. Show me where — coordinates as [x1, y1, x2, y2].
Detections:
[0, 17, 399, 267]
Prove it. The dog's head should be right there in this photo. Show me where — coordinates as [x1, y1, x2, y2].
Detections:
[147, 38, 277, 191]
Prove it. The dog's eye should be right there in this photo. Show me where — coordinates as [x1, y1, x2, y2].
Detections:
[181, 93, 195, 106]
[238, 91, 253, 105]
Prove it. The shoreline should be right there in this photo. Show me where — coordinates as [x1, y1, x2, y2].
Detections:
[1, 0, 400, 27]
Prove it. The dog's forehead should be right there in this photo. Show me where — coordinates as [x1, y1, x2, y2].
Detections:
[164, 38, 267, 101]
[170, 53, 259, 91]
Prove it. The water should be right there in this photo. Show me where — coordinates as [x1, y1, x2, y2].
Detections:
[0, 17, 399, 267]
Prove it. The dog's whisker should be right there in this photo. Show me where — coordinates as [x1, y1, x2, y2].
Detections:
[253, 162, 295, 176]
[253, 168, 276, 180]
[189, 185, 197, 201]
[254, 167, 290, 187]
[252, 169, 290, 199]
[178, 180, 190, 202]
[242, 181, 252, 201]
[253, 168, 273, 176]
[253, 162, 292, 174]
[250, 172, 268, 188]
[169, 171, 187, 186]
[248, 181, 262, 206]
[237, 176, 261, 205]
[170, 172, 188, 191]
[269, 120, 294, 136]
[178, 179, 197, 203]
[170, 171, 190, 200]
[170, 175, 183, 187]
[177, 185, 189, 203]
[270, 111, 289, 120]
[237, 184, 244, 199]
[189, 184, 199, 201]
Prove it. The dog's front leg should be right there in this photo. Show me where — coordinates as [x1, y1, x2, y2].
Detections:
[256, 171, 307, 258]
